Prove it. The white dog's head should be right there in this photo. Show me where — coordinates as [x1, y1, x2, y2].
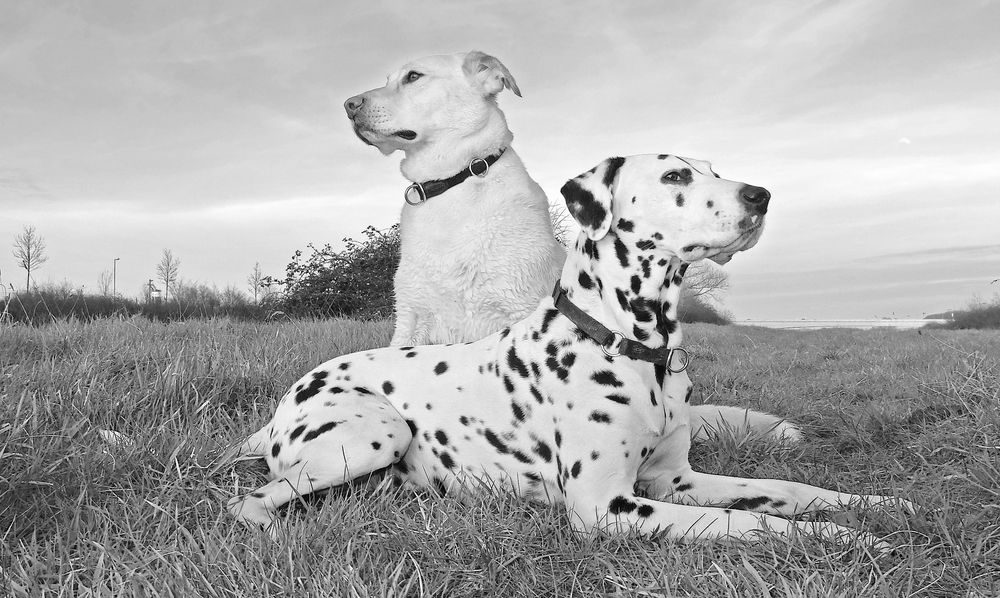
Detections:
[561, 154, 770, 265]
[344, 51, 521, 156]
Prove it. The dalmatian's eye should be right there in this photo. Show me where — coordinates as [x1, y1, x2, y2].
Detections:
[661, 171, 682, 183]
[404, 71, 423, 84]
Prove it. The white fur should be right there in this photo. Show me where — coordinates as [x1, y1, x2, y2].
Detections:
[345, 51, 564, 345]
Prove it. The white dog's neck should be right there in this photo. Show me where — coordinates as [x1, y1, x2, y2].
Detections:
[559, 231, 687, 351]
[399, 108, 514, 183]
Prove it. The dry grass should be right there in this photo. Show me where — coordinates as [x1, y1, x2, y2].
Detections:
[1, 318, 998, 597]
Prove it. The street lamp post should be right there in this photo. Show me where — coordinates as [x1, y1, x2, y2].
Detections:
[113, 257, 120, 297]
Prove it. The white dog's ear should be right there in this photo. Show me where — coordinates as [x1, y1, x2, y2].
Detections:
[463, 51, 522, 98]
[560, 157, 625, 241]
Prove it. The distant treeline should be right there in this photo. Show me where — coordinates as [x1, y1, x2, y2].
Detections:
[1, 224, 733, 327]
[928, 298, 1000, 330]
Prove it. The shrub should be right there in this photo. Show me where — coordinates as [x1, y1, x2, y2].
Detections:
[279, 225, 399, 319]
[938, 296, 1000, 330]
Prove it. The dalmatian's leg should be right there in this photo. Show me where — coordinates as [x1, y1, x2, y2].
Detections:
[648, 468, 913, 516]
[227, 392, 412, 535]
[689, 404, 802, 443]
[568, 490, 886, 550]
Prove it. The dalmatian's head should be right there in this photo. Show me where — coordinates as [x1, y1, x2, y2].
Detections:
[561, 154, 770, 265]
[343, 51, 521, 156]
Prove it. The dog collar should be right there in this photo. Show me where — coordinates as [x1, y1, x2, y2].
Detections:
[403, 148, 507, 206]
[551, 282, 689, 371]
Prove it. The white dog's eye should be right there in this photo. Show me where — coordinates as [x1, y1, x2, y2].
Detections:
[404, 71, 423, 84]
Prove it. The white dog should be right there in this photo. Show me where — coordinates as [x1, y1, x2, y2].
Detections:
[345, 51, 565, 346]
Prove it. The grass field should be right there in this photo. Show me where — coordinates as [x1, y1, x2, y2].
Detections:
[1, 318, 998, 597]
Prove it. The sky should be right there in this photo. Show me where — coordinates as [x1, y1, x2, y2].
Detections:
[1, 0, 998, 319]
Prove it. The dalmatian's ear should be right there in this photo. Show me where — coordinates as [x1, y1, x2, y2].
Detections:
[463, 51, 522, 98]
[560, 157, 625, 241]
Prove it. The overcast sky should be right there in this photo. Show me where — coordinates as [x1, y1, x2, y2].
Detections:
[2, 0, 998, 319]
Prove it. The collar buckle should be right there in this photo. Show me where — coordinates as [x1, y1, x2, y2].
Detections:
[404, 182, 427, 205]
[601, 331, 626, 357]
[469, 157, 490, 178]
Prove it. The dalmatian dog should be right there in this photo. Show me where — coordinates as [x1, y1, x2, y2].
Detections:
[341, 50, 800, 445]
[229, 154, 908, 547]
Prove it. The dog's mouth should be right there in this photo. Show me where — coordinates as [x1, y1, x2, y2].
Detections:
[682, 216, 766, 263]
[393, 130, 418, 141]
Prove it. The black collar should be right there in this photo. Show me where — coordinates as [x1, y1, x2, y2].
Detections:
[551, 282, 689, 371]
[403, 148, 507, 206]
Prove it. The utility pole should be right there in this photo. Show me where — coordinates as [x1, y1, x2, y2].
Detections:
[113, 257, 120, 297]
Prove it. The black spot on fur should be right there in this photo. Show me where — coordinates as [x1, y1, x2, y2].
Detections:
[617, 218, 634, 232]
[371, 441, 381, 450]
[382, 381, 394, 395]
[589, 411, 612, 423]
[562, 179, 607, 234]
[484, 429, 509, 454]
[459, 416, 469, 426]
[434, 362, 448, 375]
[435, 430, 449, 445]
[649, 390, 658, 406]
[614, 237, 630, 268]
[570, 461, 582, 478]
[440, 452, 455, 469]
[582, 238, 599, 260]
[499, 327, 511, 339]
[512, 451, 534, 464]
[616, 289, 629, 311]
[606, 393, 631, 405]
[271, 443, 280, 458]
[637, 504, 654, 517]
[675, 192, 685, 207]
[654, 364, 666, 388]
[685, 387, 693, 403]
[608, 495, 637, 515]
[289, 424, 307, 441]
[303, 421, 341, 442]
[529, 385, 545, 404]
[503, 375, 515, 393]
[338, 362, 350, 370]
[602, 156, 625, 188]
[393, 460, 409, 474]
[353, 387, 372, 395]
[591, 370, 623, 387]
[632, 325, 650, 341]
[540, 308, 560, 333]
[578, 270, 594, 290]
[728, 496, 772, 511]
[657, 154, 669, 160]
[405, 351, 417, 358]
[295, 374, 327, 404]
[630, 275, 642, 294]
[675, 483, 693, 492]
[636, 239, 656, 251]
[406, 419, 418, 436]
[706, 200, 714, 208]
[507, 347, 530, 378]
[533, 440, 552, 462]
[511, 402, 526, 422]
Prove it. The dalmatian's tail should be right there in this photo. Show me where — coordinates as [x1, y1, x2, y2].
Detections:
[234, 423, 272, 459]
[689, 404, 802, 443]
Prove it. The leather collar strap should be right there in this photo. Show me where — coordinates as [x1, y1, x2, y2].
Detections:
[404, 148, 507, 206]
[551, 282, 689, 371]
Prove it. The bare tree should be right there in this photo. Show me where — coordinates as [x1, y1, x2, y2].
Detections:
[156, 249, 180, 301]
[247, 262, 265, 304]
[549, 205, 574, 247]
[12, 225, 48, 292]
[682, 262, 730, 301]
[97, 270, 113, 295]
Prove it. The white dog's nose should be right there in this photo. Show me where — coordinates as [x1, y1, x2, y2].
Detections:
[344, 94, 365, 118]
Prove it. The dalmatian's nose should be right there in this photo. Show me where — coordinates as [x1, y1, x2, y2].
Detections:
[344, 95, 365, 118]
[739, 185, 770, 215]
